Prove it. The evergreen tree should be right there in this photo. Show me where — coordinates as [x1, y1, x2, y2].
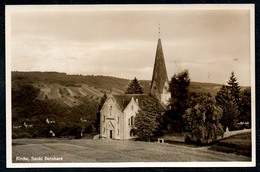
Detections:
[227, 71, 241, 105]
[95, 93, 107, 133]
[166, 70, 190, 132]
[125, 77, 144, 94]
[239, 88, 251, 126]
[215, 85, 239, 131]
[169, 70, 190, 102]
[184, 93, 224, 144]
[134, 94, 162, 141]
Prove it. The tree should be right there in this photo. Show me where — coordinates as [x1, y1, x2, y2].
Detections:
[227, 71, 241, 105]
[12, 84, 40, 120]
[215, 85, 239, 131]
[183, 93, 224, 144]
[239, 88, 251, 126]
[166, 70, 190, 132]
[169, 70, 190, 102]
[134, 94, 162, 141]
[215, 72, 241, 131]
[95, 93, 107, 133]
[12, 84, 40, 106]
[125, 77, 144, 94]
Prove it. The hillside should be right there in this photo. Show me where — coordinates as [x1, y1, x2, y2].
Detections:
[12, 71, 241, 107]
[12, 71, 151, 107]
[11, 71, 250, 138]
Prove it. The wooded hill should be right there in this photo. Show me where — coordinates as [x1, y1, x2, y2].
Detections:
[11, 71, 249, 138]
[12, 71, 234, 106]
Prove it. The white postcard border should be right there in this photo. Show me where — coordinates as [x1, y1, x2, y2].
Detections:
[6, 4, 256, 168]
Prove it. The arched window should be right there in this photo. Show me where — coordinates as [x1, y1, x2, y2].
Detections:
[130, 116, 134, 126]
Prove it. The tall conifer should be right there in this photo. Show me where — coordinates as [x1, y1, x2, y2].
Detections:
[215, 85, 239, 130]
[134, 94, 162, 141]
[125, 77, 144, 94]
[227, 71, 241, 105]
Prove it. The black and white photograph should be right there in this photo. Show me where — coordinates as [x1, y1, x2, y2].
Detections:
[6, 4, 255, 168]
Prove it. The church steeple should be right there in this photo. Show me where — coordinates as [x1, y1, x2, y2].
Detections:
[150, 38, 171, 106]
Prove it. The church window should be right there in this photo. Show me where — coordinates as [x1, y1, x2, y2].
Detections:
[103, 115, 105, 122]
[117, 116, 119, 123]
[128, 119, 130, 125]
[103, 127, 105, 133]
[131, 106, 134, 110]
[130, 116, 134, 126]
[118, 129, 119, 135]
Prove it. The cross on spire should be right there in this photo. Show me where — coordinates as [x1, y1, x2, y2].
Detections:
[150, 33, 169, 106]
[158, 24, 160, 38]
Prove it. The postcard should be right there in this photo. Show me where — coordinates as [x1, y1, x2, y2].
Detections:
[6, 4, 255, 168]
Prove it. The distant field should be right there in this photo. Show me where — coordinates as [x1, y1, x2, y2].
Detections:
[209, 131, 251, 157]
[12, 138, 250, 163]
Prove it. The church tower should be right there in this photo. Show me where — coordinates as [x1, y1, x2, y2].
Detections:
[150, 37, 171, 106]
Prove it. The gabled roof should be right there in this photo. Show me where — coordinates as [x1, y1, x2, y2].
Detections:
[113, 94, 166, 111]
[150, 39, 169, 95]
[113, 94, 148, 111]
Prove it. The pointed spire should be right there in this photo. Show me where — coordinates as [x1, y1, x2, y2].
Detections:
[150, 38, 169, 99]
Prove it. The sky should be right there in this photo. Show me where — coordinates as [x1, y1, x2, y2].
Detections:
[8, 5, 253, 86]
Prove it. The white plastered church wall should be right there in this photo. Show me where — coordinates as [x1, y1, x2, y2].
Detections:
[160, 81, 171, 106]
[100, 96, 123, 139]
[123, 98, 140, 140]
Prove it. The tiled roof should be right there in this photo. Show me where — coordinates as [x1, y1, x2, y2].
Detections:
[113, 94, 166, 111]
[113, 94, 148, 110]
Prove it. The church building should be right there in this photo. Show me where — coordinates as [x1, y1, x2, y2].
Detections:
[99, 38, 171, 140]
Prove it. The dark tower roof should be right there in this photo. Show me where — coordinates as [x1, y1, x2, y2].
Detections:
[150, 38, 169, 98]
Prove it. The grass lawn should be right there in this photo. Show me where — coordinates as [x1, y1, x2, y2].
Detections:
[209, 131, 251, 157]
[12, 138, 251, 163]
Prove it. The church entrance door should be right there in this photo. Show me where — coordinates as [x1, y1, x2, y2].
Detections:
[110, 130, 113, 139]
